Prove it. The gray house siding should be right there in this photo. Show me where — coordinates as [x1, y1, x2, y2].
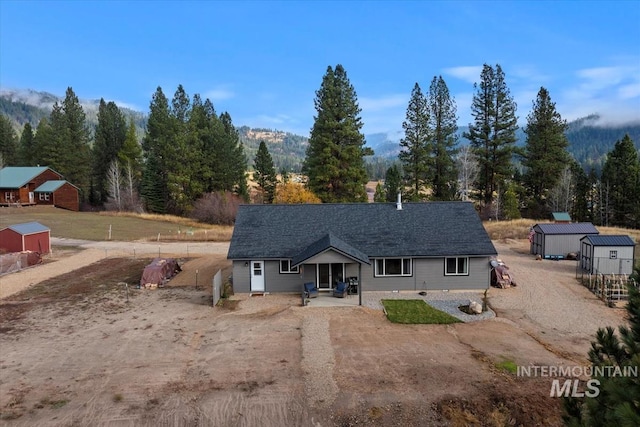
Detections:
[233, 257, 491, 293]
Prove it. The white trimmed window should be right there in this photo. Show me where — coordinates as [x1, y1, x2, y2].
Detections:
[374, 258, 412, 277]
[610, 251, 617, 259]
[5, 192, 13, 201]
[445, 257, 469, 276]
[279, 260, 299, 274]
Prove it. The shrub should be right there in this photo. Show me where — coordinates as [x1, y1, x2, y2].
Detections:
[190, 191, 242, 225]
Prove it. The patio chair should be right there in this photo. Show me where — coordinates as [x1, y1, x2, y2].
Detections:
[303, 282, 319, 299]
[333, 281, 348, 298]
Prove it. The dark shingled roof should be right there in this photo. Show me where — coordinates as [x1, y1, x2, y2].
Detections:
[228, 202, 497, 261]
[534, 222, 599, 235]
[292, 232, 371, 266]
[581, 235, 636, 246]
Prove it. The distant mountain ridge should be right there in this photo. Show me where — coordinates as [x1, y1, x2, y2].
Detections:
[1, 88, 639, 173]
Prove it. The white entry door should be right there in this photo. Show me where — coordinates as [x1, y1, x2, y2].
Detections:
[250, 261, 265, 292]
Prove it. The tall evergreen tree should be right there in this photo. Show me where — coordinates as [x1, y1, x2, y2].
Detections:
[601, 134, 640, 228]
[18, 122, 35, 166]
[92, 99, 127, 203]
[254, 141, 277, 203]
[427, 76, 459, 200]
[215, 112, 248, 196]
[570, 160, 590, 223]
[384, 164, 402, 202]
[522, 87, 570, 217]
[0, 114, 18, 166]
[141, 87, 172, 213]
[32, 117, 54, 168]
[463, 64, 518, 211]
[303, 64, 369, 202]
[399, 83, 431, 201]
[60, 87, 91, 199]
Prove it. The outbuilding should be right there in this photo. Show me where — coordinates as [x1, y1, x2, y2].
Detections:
[530, 222, 599, 259]
[0, 222, 51, 254]
[579, 235, 636, 275]
[34, 180, 80, 212]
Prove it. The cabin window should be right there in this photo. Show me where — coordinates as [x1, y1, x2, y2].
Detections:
[445, 257, 469, 276]
[609, 251, 617, 259]
[38, 193, 50, 201]
[374, 258, 412, 277]
[279, 260, 299, 274]
[5, 192, 13, 201]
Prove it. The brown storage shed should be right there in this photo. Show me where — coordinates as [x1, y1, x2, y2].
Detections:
[0, 222, 51, 254]
[34, 180, 80, 211]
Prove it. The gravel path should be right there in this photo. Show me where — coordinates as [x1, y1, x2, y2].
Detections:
[300, 314, 338, 408]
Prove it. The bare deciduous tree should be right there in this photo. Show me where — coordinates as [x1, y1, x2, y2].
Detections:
[548, 166, 574, 213]
[105, 160, 122, 211]
[456, 145, 478, 201]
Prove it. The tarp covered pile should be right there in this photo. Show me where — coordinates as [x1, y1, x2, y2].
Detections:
[490, 258, 516, 288]
[0, 251, 43, 275]
[139, 258, 181, 288]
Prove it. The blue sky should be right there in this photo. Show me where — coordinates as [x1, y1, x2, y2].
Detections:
[1, 1, 639, 138]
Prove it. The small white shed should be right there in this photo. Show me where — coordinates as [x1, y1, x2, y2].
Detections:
[580, 235, 636, 275]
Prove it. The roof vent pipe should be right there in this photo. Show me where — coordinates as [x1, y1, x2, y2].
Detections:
[396, 193, 402, 210]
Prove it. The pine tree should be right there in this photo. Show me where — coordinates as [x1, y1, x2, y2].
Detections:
[564, 278, 640, 426]
[93, 99, 127, 203]
[384, 164, 402, 202]
[59, 87, 92, 199]
[522, 87, 570, 217]
[427, 76, 459, 201]
[141, 87, 172, 213]
[373, 182, 385, 202]
[0, 114, 18, 166]
[118, 118, 144, 212]
[18, 122, 36, 166]
[254, 141, 277, 203]
[601, 134, 640, 228]
[399, 83, 430, 201]
[303, 64, 369, 202]
[463, 64, 518, 212]
[32, 117, 54, 168]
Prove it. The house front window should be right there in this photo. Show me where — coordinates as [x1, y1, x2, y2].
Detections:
[374, 258, 412, 277]
[5, 192, 13, 201]
[39, 193, 50, 201]
[279, 260, 299, 274]
[445, 257, 469, 276]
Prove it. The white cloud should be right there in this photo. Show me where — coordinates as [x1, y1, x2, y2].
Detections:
[203, 87, 235, 101]
[442, 66, 483, 84]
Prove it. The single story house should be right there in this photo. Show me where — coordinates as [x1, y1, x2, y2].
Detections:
[580, 235, 636, 275]
[530, 222, 599, 259]
[0, 221, 51, 254]
[227, 201, 498, 301]
[0, 166, 79, 211]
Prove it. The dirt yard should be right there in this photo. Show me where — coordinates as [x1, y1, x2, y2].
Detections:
[0, 239, 630, 426]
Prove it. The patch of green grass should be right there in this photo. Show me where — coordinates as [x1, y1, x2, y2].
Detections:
[381, 299, 461, 324]
[495, 359, 518, 374]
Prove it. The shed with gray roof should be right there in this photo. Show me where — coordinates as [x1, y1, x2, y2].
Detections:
[0, 221, 51, 254]
[530, 222, 599, 259]
[227, 202, 497, 300]
[579, 235, 636, 275]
